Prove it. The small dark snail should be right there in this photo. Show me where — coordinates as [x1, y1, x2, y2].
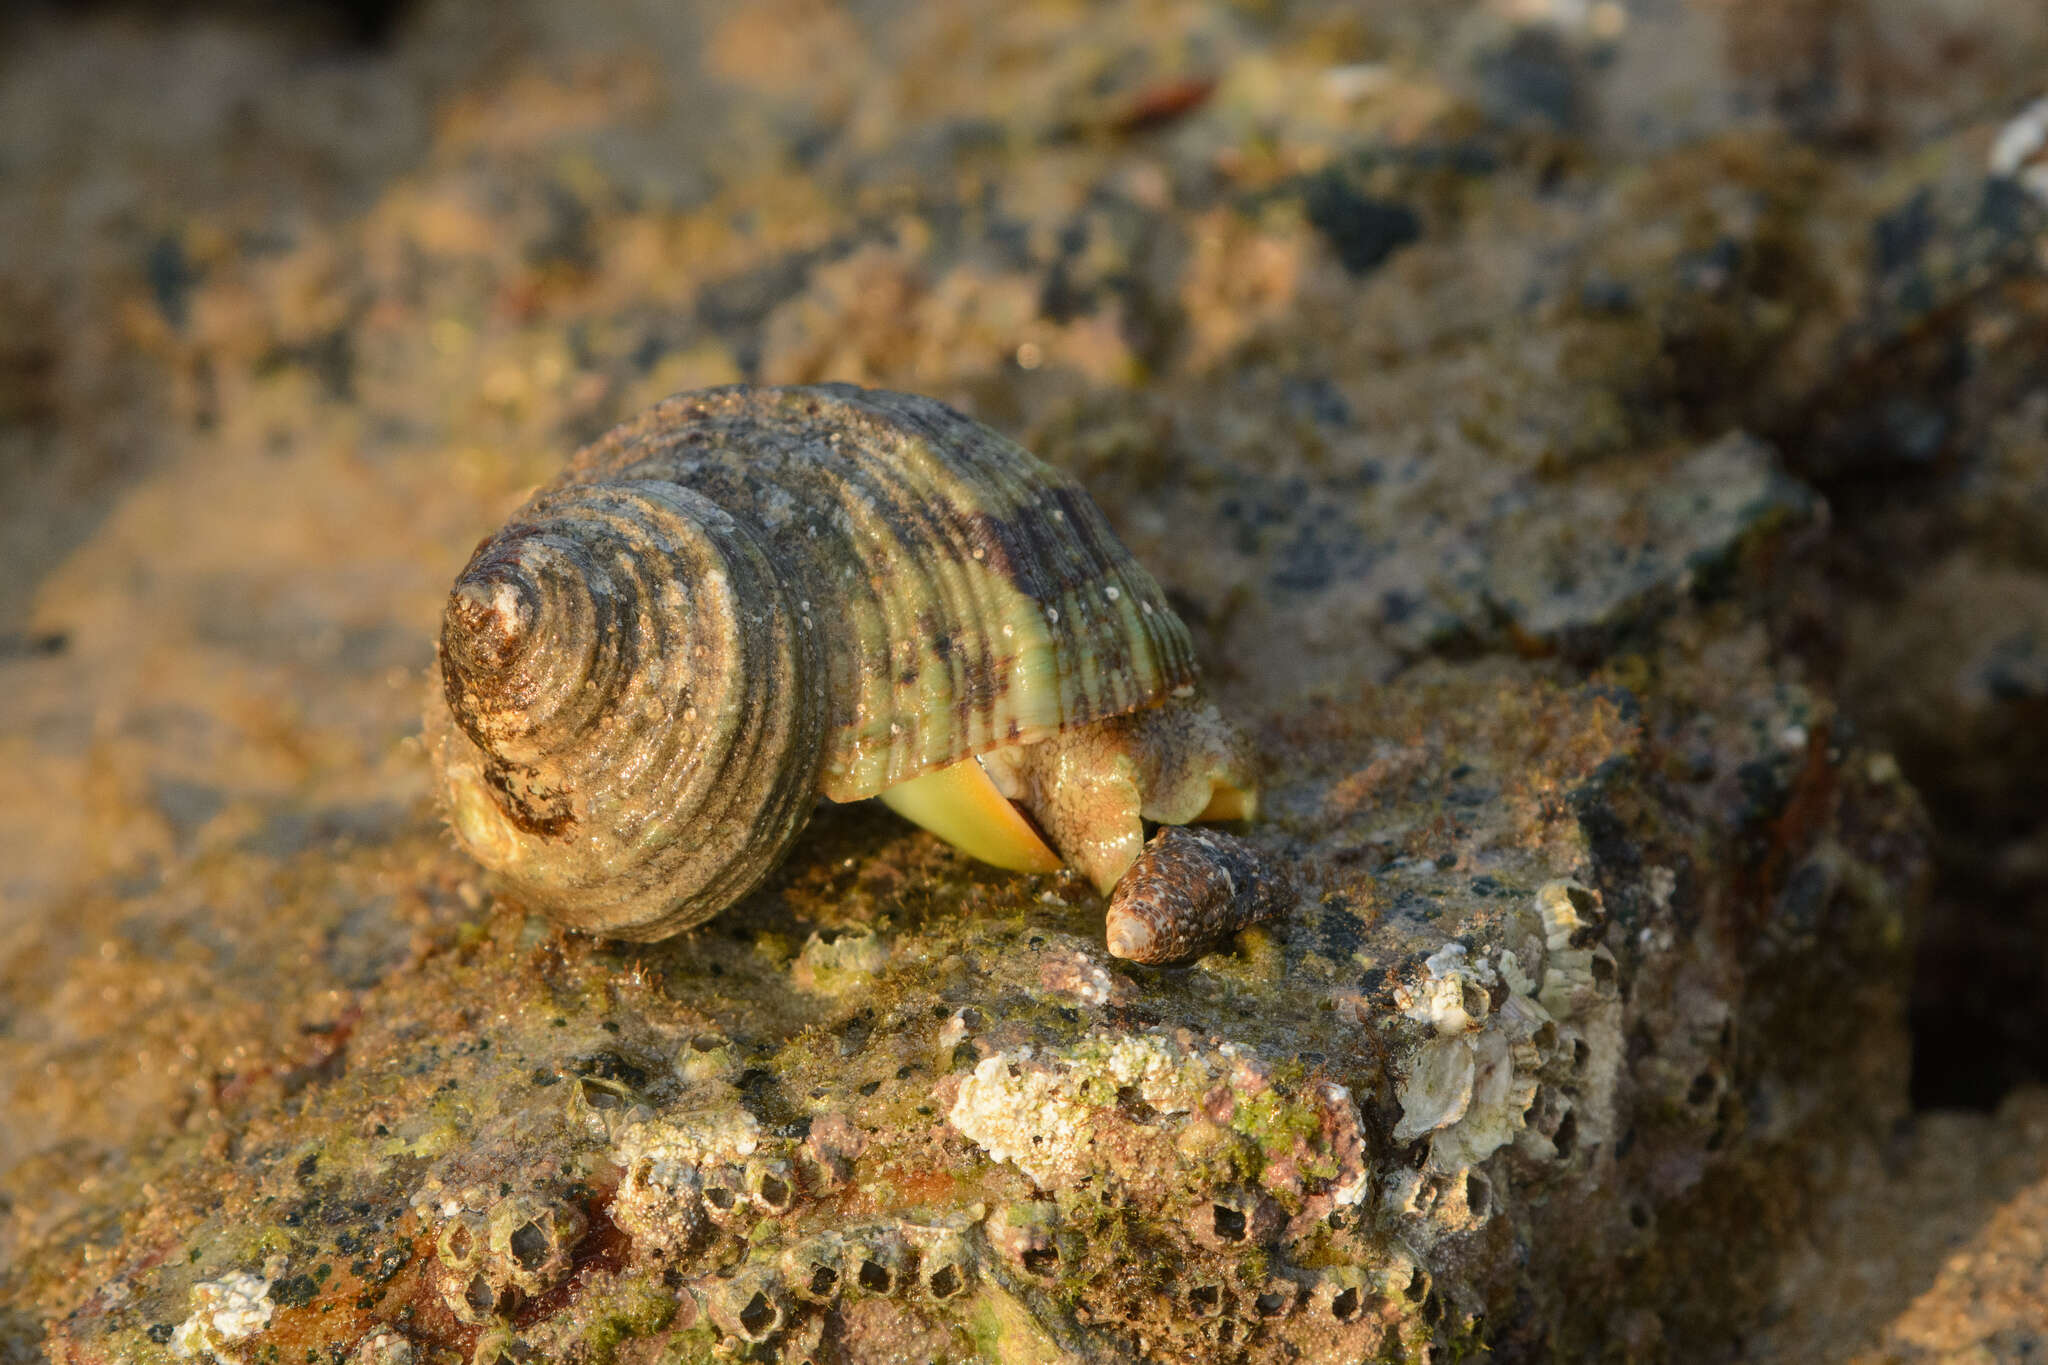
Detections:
[426, 383, 1256, 942]
[1105, 826, 1293, 964]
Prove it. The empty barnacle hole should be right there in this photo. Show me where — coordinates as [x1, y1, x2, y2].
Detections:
[1521, 1088, 1574, 1157]
[1463, 1169, 1493, 1220]
[745, 1155, 798, 1214]
[1114, 1084, 1162, 1124]
[435, 1211, 486, 1271]
[572, 1073, 639, 1113]
[986, 1200, 1060, 1275]
[1590, 945, 1618, 996]
[1540, 880, 1604, 945]
[566, 1073, 650, 1139]
[735, 1291, 781, 1342]
[1313, 1267, 1371, 1323]
[699, 1165, 746, 1224]
[781, 1232, 845, 1304]
[445, 1268, 518, 1326]
[1707, 1091, 1741, 1152]
[1561, 1029, 1592, 1073]
[1686, 1069, 1719, 1107]
[848, 1231, 911, 1296]
[918, 1234, 974, 1301]
[710, 1271, 787, 1344]
[1252, 1279, 1299, 1318]
[1552, 1107, 1579, 1159]
[1213, 1205, 1247, 1242]
[487, 1195, 588, 1294]
[1391, 1264, 1431, 1304]
[680, 1031, 740, 1082]
[510, 1220, 549, 1269]
[1183, 1282, 1226, 1318]
[925, 1262, 965, 1301]
[1197, 1192, 1274, 1250]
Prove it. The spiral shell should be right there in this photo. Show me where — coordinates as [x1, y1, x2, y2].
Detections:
[427, 384, 1201, 938]
[1104, 826, 1293, 963]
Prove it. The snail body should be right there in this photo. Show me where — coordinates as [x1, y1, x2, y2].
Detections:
[427, 383, 1253, 940]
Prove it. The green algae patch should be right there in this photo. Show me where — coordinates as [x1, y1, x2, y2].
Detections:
[558, 1271, 679, 1364]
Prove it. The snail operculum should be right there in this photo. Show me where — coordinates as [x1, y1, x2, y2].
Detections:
[426, 382, 1262, 944]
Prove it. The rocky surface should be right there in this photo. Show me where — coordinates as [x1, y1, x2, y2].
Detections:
[3, 1, 2046, 1361]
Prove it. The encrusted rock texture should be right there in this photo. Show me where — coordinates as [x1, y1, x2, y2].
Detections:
[3, 1, 2046, 1361]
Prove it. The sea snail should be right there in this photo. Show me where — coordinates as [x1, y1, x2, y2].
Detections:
[426, 383, 1257, 942]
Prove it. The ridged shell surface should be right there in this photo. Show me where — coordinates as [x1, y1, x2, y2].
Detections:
[427, 384, 1197, 938]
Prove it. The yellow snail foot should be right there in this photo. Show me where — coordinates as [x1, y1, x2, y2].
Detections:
[875, 756, 1064, 874]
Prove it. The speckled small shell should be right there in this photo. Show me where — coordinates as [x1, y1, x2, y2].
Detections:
[1103, 826, 1293, 963]
[428, 383, 1198, 938]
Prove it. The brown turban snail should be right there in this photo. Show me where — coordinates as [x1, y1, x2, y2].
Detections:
[425, 384, 1258, 944]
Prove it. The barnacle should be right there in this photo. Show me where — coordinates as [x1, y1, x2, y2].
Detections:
[608, 1112, 763, 1251]
[915, 1231, 975, 1301]
[985, 1201, 1061, 1276]
[425, 383, 1258, 941]
[844, 1226, 911, 1296]
[486, 1195, 586, 1297]
[780, 1232, 847, 1303]
[705, 1269, 786, 1344]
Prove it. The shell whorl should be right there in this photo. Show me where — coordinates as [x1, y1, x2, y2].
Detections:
[430, 480, 827, 939]
[429, 383, 1198, 938]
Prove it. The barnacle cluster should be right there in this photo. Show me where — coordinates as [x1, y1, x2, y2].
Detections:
[942, 1025, 1437, 1350]
[948, 1029, 1369, 1203]
[390, 1060, 978, 1356]
[608, 1109, 774, 1251]
[431, 1191, 589, 1324]
[1388, 880, 1623, 1244]
[615, 1145, 987, 1353]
